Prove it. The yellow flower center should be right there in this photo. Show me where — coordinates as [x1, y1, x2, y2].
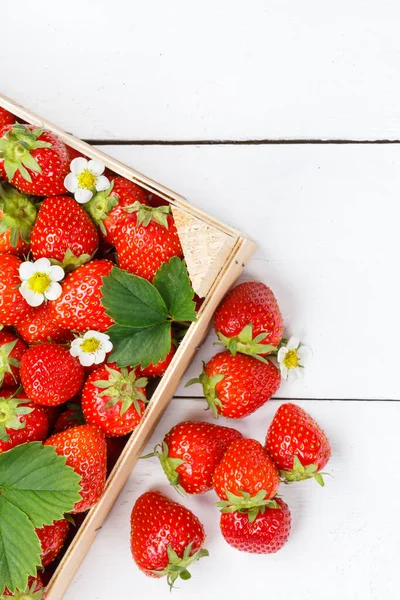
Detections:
[28, 272, 51, 294]
[77, 169, 97, 189]
[81, 337, 101, 353]
[283, 349, 299, 369]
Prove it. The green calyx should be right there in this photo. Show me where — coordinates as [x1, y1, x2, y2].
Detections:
[0, 124, 52, 183]
[143, 442, 185, 495]
[151, 543, 209, 590]
[84, 180, 118, 235]
[0, 580, 44, 600]
[50, 248, 93, 274]
[0, 182, 37, 247]
[216, 324, 277, 362]
[280, 455, 326, 486]
[185, 365, 225, 419]
[216, 489, 280, 523]
[124, 201, 171, 228]
[0, 339, 20, 388]
[0, 393, 33, 443]
[93, 365, 148, 416]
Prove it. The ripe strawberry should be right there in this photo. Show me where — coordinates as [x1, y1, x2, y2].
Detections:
[41, 405, 63, 431]
[265, 403, 331, 485]
[36, 518, 70, 566]
[82, 364, 147, 437]
[0, 389, 49, 452]
[214, 281, 284, 358]
[187, 351, 281, 419]
[85, 177, 149, 244]
[2, 574, 44, 598]
[31, 196, 98, 271]
[20, 343, 84, 406]
[16, 302, 74, 345]
[220, 497, 291, 554]
[150, 421, 243, 494]
[0, 183, 38, 256]
[0, 254, 31, 325]
[0, 107, 15, 130]
[54, 402, 85, 433]
[50, 259, 114, 332]
[45, 424, 107, 513]
[130, 491, 208, 588]
[213, 438, 280, 520]
[0, 330, 27, 387]
[138, 344, 176, 378]
[114, 203, 182, 282]
[0, 124, 70, 196]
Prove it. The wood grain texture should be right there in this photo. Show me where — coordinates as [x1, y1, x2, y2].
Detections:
[3, 0, 400, 141]
[65, 398, 400, 600]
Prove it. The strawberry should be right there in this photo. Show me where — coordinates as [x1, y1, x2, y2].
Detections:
[214, 281, 284, 358]
[0, 107, 15, 130]
[106, 435, 129, 474]
[85, 177, 149, 244]
[130, 491, 208, 588]
[82, 364, 147, 437]
[41, 405, 63, 431]
[0, 124, 70, 196]
[2, 575, 44, 598]
[50, 259, 114, 332]
[149, 421, 243, 494]
[0, 254, 31, 325]
[0, 330, 27, 388]
[36, 518, 70, 566]
[31, 196, 98, 271]
[138, 344, 175, 378]
[54, 402, 85, 433]
[187, 351, 281, 419]
[265, 403, 331, 485]
[45, 424, 107, 513]
[0, 183, 38, 256]
[0, 389, 49, 452]
[16, 302, 74, 345]
[220, 497, 291, 554]
[213, 438, 280, 520]
[114, 203, 182, 282]
[20, 343, 84, 406]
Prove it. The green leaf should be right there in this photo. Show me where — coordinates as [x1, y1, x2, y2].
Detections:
[108, 322, 171, 368]
[101, 267, 168, 328]
[153, 257, 197, 322]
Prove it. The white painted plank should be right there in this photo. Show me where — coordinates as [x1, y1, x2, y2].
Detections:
[65, 398, 400, 600]
[94, 144, 400, 400]
[3, 0, 400, 141]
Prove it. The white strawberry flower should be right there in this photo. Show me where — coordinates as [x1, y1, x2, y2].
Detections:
[70, 331, 113, 367]
[19, 258, 64, 307]
[277, 336, 312, 380]
[64, 157, 110, 204]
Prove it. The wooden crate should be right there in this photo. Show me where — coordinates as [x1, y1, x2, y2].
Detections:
[0, 94, 256, 599]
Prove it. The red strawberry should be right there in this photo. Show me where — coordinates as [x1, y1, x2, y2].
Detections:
[85, 177, 149, 244]
[50, 259, 114, 332]
[213, 438, 280, 520]
[36, 518, 70, 566]
[0, 330, 27, 388]
[31, 196, 98, 271]
[130, 491, 208, 588]
[0, 124, 71, 196]
[114, 203, 182, 282]
[187, 351, 281, 419]
[54, 402, 85, 433]
[214, 281, 284, 358]
[0, 107, 15, 130]
[0, 254, 31, 325]
[3, 575, 44, 598]
[150, 421, 243, 494]
[265, 403, 331, 485]
[0, 389, 49, 452]
[42, 404, 64, 431]
[220, 497, 291, 554]
[82, 364, 147, 437]
[45, 424, 107, 513]
[16, 302, 74, 345]
[0, 183, 38, 256]
[20, 343, 84, 406]
[138, 344, 176, 378]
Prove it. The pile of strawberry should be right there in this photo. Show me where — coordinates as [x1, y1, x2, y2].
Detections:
[130, 282, 331, 588]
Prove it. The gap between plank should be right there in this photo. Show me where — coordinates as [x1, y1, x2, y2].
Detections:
[173, 396, 400, 402]
[85, 138, 400, 146]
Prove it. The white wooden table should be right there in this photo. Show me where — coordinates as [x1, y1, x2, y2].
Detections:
[3, 2, 400, 598]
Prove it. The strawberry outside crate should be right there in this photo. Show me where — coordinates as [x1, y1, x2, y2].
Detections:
[0, 93, 256, 600]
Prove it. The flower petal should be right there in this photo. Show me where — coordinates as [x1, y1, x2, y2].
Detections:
[19, 261, 36, 281]
[44, 281, 62, 301]
[94, 350, 106, 364]
[64, 173, 79, 193]
[84, 330, 102, 340]
[277, 347, 288, 363]
[293, 366, 304, 378]
[280, 364, 289, 380]
[88, 159, 105, 176]
[20, 283, 44, 307]
[70, 157, 88, 174]
[49, 265, 65, 282]
[297, 346, 312, 367]
[69, 342, 82, 357]
[34, 257, 52, 272]
[75, 188, 93, 204]
[287, 336, 300, 350]
[102, 340, 113, 353]
[95, 175, 110, 192]
[79, 352, 95, 367]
